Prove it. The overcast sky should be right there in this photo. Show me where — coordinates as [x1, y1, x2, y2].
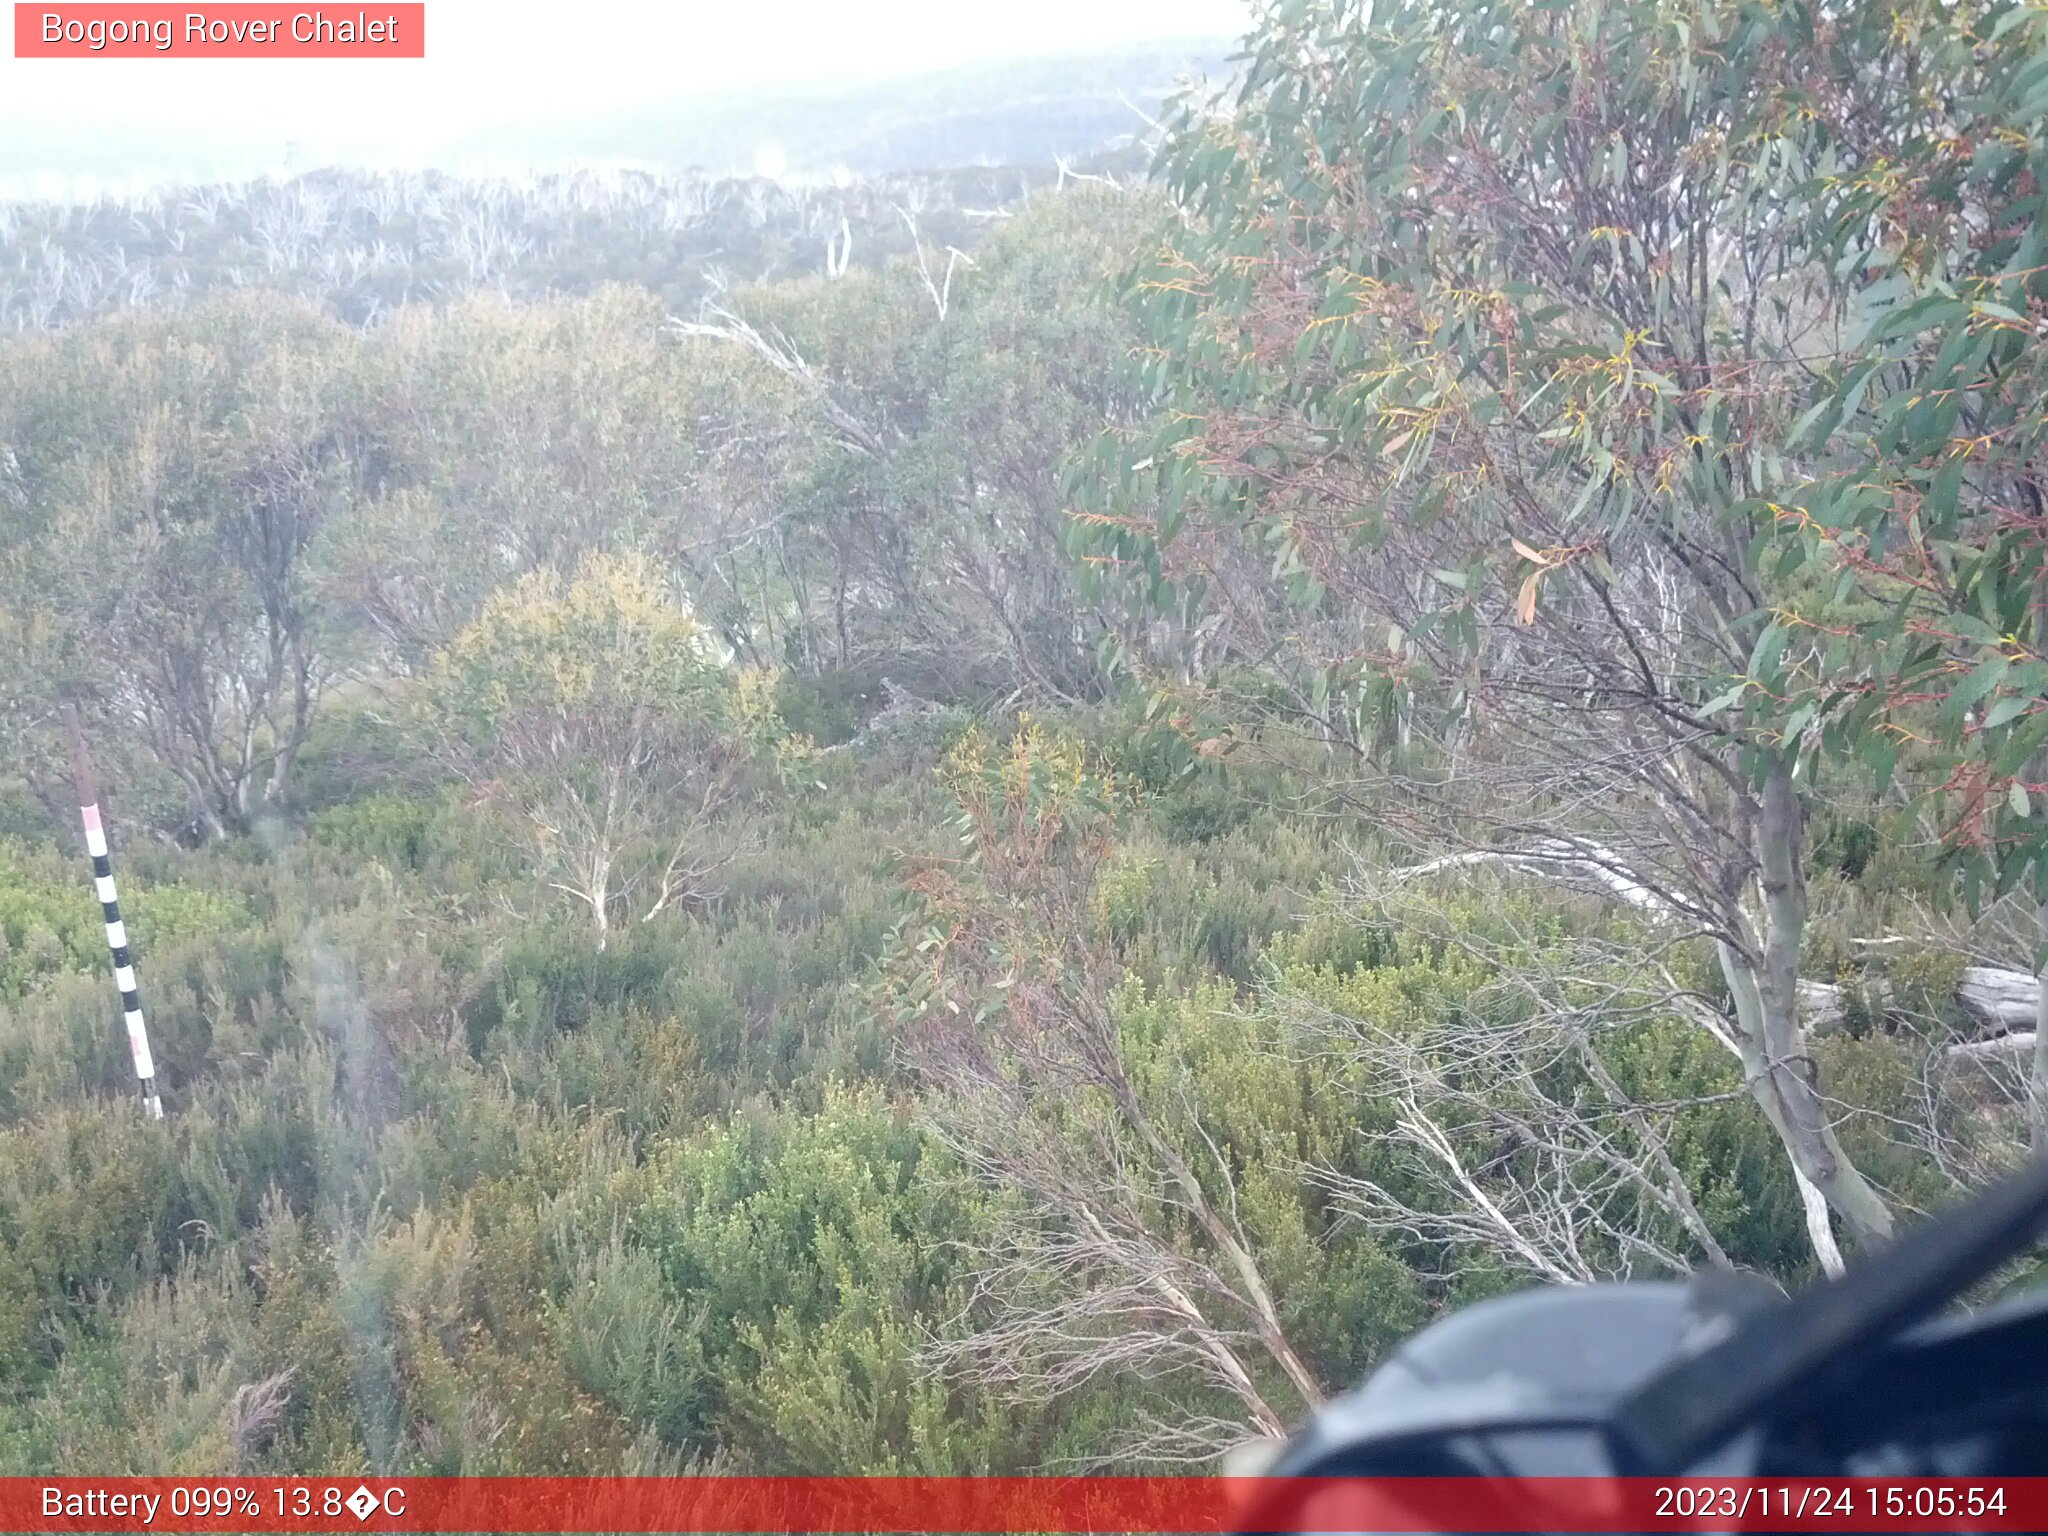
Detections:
[2, 0, 1250, 189]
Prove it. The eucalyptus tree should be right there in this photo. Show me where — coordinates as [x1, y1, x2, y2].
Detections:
[421, 553, 761, 945]
[678, 189, 1156, 697]
[1781, 5, 2048, 1146]
[1075, 0, 2048, 1261]
[0, 292, 369, 837]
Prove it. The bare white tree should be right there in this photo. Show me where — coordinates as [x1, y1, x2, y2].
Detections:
[897, 209, 973, 322]
[1284, 879, 1747, 1284]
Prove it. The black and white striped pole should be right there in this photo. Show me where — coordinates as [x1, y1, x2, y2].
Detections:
[66, 708, 164, 1119]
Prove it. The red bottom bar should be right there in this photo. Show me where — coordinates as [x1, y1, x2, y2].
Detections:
[4, 1476, 2044, 1533]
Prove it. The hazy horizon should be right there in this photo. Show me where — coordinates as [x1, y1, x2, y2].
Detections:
[1, 0, 1250, 198]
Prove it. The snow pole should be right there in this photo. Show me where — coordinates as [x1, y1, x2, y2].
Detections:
[66, 707, 164, 1119]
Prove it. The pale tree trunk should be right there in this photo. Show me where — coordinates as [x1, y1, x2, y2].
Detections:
[2029, 750, 2047, 1157]
[589, 847, 612, 950]
[1791, 1167, 1846, 1279]
[2033, 896, 2048, 1157]
[553, 842, 613, 950]
[1719, 753, 1894, 1255]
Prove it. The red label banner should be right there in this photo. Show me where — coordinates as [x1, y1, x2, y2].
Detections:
[14, 5, 424, 57]
[1, 1477, 2044, 1533]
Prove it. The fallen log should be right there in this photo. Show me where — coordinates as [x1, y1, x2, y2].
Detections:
[1798, 965, 2040, 1036]
[1958, 967, 2042, 1032]
[1946, 1031, 2038, 1063]
[1388, 851, 2042, 1044]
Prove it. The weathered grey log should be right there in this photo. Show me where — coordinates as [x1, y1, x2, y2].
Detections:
[1798, 965, 2039, 1036]
[1947, 1031, 2037, 1062]
[1958, 967, 2042, 1032]
[1797, 979, 1849, 1031]
[1392, 854, 2042, 1043]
